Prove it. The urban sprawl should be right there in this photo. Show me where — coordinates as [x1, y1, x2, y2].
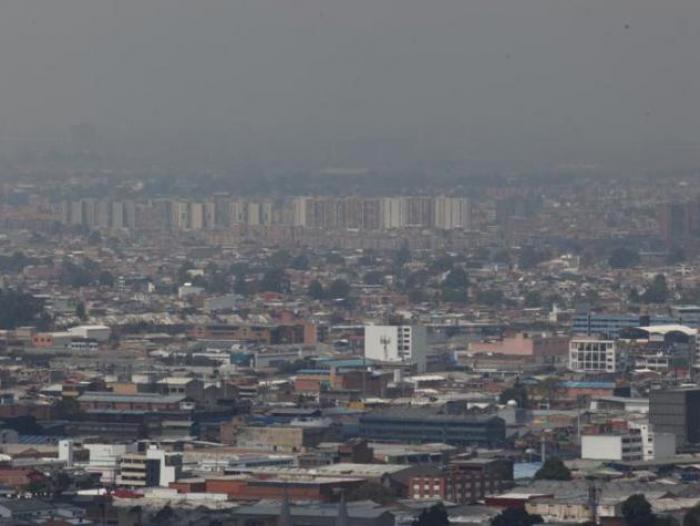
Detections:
[0, 170, 700, 525]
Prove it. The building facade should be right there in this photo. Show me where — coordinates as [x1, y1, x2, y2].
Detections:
[569, 339, 626, 373]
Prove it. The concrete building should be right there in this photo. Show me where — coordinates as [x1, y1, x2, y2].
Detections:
[650, 387, 700, 447]
[236, 425, 331, 452]
[117, 445, 182, 488]
[364, 325, 428, 372]
[581, 433, 643, 461]
[568, 339, 626, 373]
[85, 443, 132, 484]
[359, 409, 505, 447]
[410, 458, 513, 503]
[229, 501, 395, 526]
[381, 198, 406, 229]
[434, 197, 470, 230]
[572, 312, 674, 339]
[469, 332, 569, 367]
[628, 421, 677, 461]
[67, 324, 111, 342]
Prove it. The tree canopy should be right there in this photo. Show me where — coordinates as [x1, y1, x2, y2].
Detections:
[0, 290, 49, 330]
[534, 457, 571, 481]
[413, 503, 450, 526]
[491, 507, 543, 526]
[499, 380, 528, 408]
[640, 274, 668, 304]
[609, 247, 641, 269]
[622, 494, 654, 526]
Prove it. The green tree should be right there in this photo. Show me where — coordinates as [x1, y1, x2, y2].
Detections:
[430, 254, 455, 273]
[683, 504, 700, 526]
[0, 290, 49, 330]
[475, 288, 504, 307]
[98, 270, 115, 287]
[49, 471, 72, 497]
[129, 506, 144, 526]
[641, 274, 668, 304]
[413, 503, 450, 526]
[609, 247, 641, 269]
[259, 269, 290, 293]
[269, 249, 291, 269]
[622, 494, 654, 526]
[233, 270, 252, 296]
[0, 251, 33, 273]
[326, 252, 345, 265]
[442, 267, 469, 303]
[534, 457, 571, 481]
[26, 479, 50, 497]
[519, 246, 550, 270]
[363, 271, 385, 285]
[499, 380, 528, 408]
[491, 507, 543, 526]
[290, 253, 310, 270]
[87, 230, 102, 245]
[394, 241, 411, 268]
[327, 279, 351, 300]
[150, 504, 176, 526]
[75, 301, 87, 321]
[524, 291, 542, 308]
[307, 280, 325, 300]
[667, 247, 686, 265]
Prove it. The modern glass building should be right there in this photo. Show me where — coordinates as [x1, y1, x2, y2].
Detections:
[359, 410, 505, 447]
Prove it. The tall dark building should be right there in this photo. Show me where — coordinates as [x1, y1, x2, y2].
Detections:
[650, 387, 700, 447]
[359, 409, 505, 447]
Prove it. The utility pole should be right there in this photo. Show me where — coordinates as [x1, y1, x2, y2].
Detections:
[540, 434, 546, 464]
[587, 479, 600, 524]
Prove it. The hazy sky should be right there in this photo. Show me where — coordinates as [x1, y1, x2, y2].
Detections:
[1, 0, 700, 171]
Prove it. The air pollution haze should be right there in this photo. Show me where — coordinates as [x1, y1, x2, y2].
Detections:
[1, 0, 699, 172]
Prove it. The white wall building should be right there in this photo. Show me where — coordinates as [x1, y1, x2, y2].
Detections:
[364, 325, 428, 372]
[67, 325, 111, 342]
[117, 445, 182, 488]
[58, 439, 74, 467]
[581, 433, 643, 461]
[628, 421, 677, 461]
[569, 339, 626, 373]
[85, 443, 132, 484]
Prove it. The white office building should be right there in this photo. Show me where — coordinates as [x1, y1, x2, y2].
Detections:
[364, 325, 428, 372]
[581, 433, 643, 461]
[85, 443, 133, 484]
[569, 339, 626, 373]
[117, 445, 182, 488]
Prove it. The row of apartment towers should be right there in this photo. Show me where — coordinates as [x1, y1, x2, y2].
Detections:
[59, 196, 471, 232]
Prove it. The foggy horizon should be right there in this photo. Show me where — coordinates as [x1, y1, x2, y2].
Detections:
[2, 0, 700, 172]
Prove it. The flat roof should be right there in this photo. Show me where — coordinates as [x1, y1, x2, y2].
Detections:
[78, 391, 185, 404]
[637, 324, 697, 336]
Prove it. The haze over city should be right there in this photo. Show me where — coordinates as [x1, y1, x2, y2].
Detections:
[1, 0, 700, 171]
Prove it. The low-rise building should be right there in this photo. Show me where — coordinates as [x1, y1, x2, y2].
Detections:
[569, 339, 626, 373]
[581, 432, 643, 461]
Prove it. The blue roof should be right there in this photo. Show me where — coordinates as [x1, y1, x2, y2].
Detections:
[562, 381, 616, 389]
[316, 359, 372, 368]
[514, 462, 542, 479]
[18, 435, 65, 445]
